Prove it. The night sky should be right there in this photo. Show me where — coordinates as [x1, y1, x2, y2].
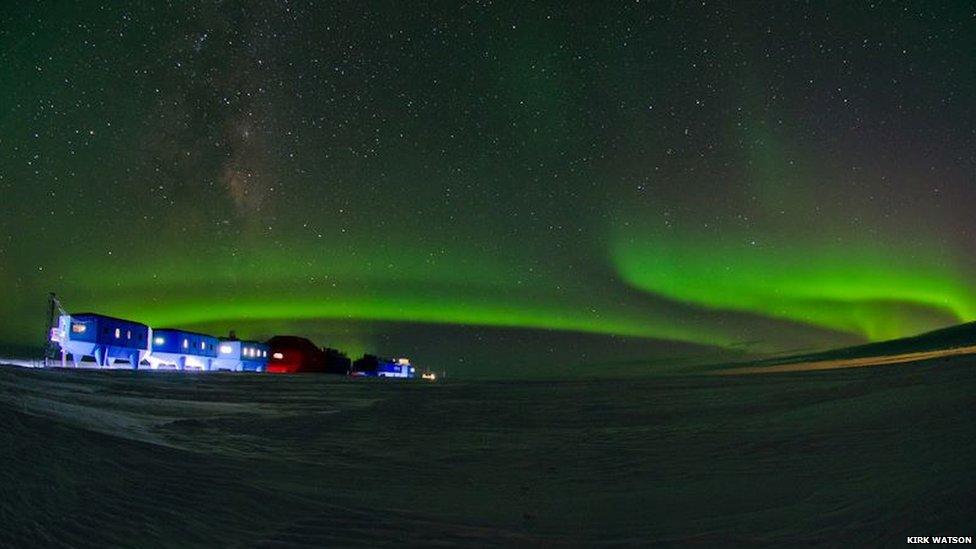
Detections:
[2, 2, 974, 373]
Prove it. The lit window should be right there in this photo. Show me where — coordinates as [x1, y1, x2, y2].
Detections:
[200, 341, 206, 350]
[154, 336, 165, 345]
[72, 323, 87, 333]
[114, 328, 121, 339]
[182, 339, 188, 349]
[219, 344, 232, 354]
[272, 352, 284, 360]
[262, 350, 267, 358]
[126, 330, 132, 339]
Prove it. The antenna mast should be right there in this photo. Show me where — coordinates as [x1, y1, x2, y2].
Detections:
[44, 293, 67, 365]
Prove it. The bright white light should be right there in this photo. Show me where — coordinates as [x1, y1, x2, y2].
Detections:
[200, 341, 206, 350]
[114, 328, 121, 339]
[219, 345, 233, 354]
[272, 352, 284, 360]
[154, 336, 165, 345]
[182, 339, 188, 349]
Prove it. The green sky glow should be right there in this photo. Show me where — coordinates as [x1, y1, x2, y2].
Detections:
[612, 225, 974, 341]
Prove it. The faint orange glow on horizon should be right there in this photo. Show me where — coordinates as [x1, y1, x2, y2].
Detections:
[716, 345, 976, 375]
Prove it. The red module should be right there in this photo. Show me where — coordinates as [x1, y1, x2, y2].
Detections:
[266, 335, 326, 373]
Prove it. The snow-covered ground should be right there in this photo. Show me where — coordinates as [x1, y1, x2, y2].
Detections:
[1, 360, 973, 545]
[0, 358, 46, 368]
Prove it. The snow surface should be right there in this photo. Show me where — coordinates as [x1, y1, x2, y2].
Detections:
[0, 360, 973, 545]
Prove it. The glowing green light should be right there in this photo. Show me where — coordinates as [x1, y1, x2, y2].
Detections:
[611, 223, 976, 341]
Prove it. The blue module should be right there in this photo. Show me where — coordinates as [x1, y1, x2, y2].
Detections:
[376, 358, 416, 379]
[212, 339, 269, 372]
[53, 313, 150, 368]
[148, 329, 219, 371]
[240, 341, 269, 372]
[353, 355, 416, 378]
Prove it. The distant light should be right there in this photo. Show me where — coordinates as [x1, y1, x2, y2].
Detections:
[114, 328, 121, 339]
[219, 344, 233, 354]
[71, 323, 86, 334]
[272, 352, 284, 360]
[200, 341, 206, 350]
[154, 336, 165, 345]
[262, 350, 267, 357]
[182, 339, 188, 349]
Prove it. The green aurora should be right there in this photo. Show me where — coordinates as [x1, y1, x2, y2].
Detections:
[612, 225, 975, 342]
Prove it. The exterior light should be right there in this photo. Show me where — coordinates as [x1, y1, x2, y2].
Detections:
[114, 328, 121, 339]
[219, 345, 233, 354]
[272, 352, 284, 360]
[154, 336, 165, 345]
